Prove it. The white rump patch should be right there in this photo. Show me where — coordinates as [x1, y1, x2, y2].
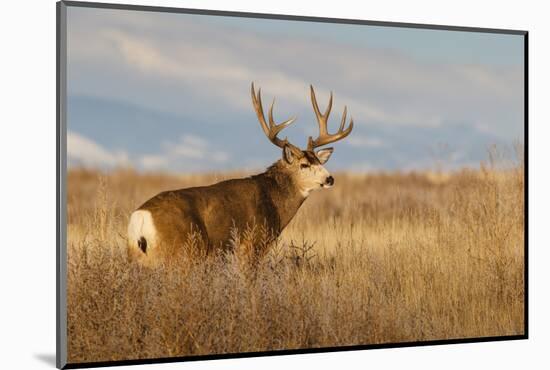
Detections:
[127, 210, 157, 251]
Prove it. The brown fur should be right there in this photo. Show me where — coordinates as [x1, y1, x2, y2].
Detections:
[135, 158, 309, 261]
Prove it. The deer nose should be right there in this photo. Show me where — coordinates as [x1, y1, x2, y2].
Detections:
[325, 176, 334, 186]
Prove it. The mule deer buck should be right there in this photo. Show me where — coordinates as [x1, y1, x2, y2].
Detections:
[128, 83, 353, 265]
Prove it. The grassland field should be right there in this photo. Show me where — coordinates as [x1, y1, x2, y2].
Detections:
[66, 153, 525, 363]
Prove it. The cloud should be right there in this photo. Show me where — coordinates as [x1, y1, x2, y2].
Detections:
[139, 154, 168, 170]
[347, 135, 387, 148]
[67, 131, 129, 168]
[139, 134, 230, 171]
[67, 9, 523, 138]
[65, 8, 524, 172]
[68, 130, 229, 172]
[87, 27, 440, 127]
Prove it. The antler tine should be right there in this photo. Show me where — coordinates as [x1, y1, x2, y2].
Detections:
[308, 85, 354, 150]
[268, 99, 296, 137]
[339, 106, 347, 131]
[251, 83, 268, 136]
[310, 85, 333, 136]
[324, 91, 333, 119]
[310, 85, 322, 122]
[251, 82, 297, 149]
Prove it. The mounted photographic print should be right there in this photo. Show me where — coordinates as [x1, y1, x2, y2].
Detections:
[56, 1, 528, 368]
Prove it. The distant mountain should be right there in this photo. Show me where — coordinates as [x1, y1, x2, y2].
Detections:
[67, 95, 275, 171]
[67, 95, 512, 172]
[68, 95, 218, 154]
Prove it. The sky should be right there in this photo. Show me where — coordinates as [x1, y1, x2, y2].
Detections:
[66, 5, 525, 173]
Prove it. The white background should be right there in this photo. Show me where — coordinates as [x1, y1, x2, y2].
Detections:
[0, 0, 546, 369]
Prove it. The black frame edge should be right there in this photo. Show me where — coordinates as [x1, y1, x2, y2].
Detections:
[63, 335, 527, 369]
[57, 1, 68, 369]
[523, 32, 529, 338]
[62, 0, 527, 35]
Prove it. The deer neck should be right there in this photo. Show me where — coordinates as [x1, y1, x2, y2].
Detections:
[258, 161, 307, 230]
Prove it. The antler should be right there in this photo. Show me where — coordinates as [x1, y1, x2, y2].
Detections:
[251, 82, 298, 149]
[307, 85, 354, 150]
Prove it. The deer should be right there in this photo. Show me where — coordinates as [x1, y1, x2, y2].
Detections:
[127, 83, 353, 266]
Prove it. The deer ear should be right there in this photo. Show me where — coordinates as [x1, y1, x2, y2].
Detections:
[316, 147, 334, 164]
[282, 145, 295, 164]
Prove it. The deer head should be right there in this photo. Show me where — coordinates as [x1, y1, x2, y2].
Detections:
[251, 83, 354, 197]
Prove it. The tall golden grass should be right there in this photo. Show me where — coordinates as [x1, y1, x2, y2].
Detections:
[66, 153, 525, 363]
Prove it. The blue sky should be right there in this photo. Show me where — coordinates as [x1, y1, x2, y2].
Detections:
[66, 6, 524, 172]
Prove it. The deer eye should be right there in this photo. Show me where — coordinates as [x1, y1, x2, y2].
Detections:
[300, 163, 310, 169]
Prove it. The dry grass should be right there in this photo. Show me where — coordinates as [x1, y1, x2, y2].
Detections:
[66, 155, 525, 363]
